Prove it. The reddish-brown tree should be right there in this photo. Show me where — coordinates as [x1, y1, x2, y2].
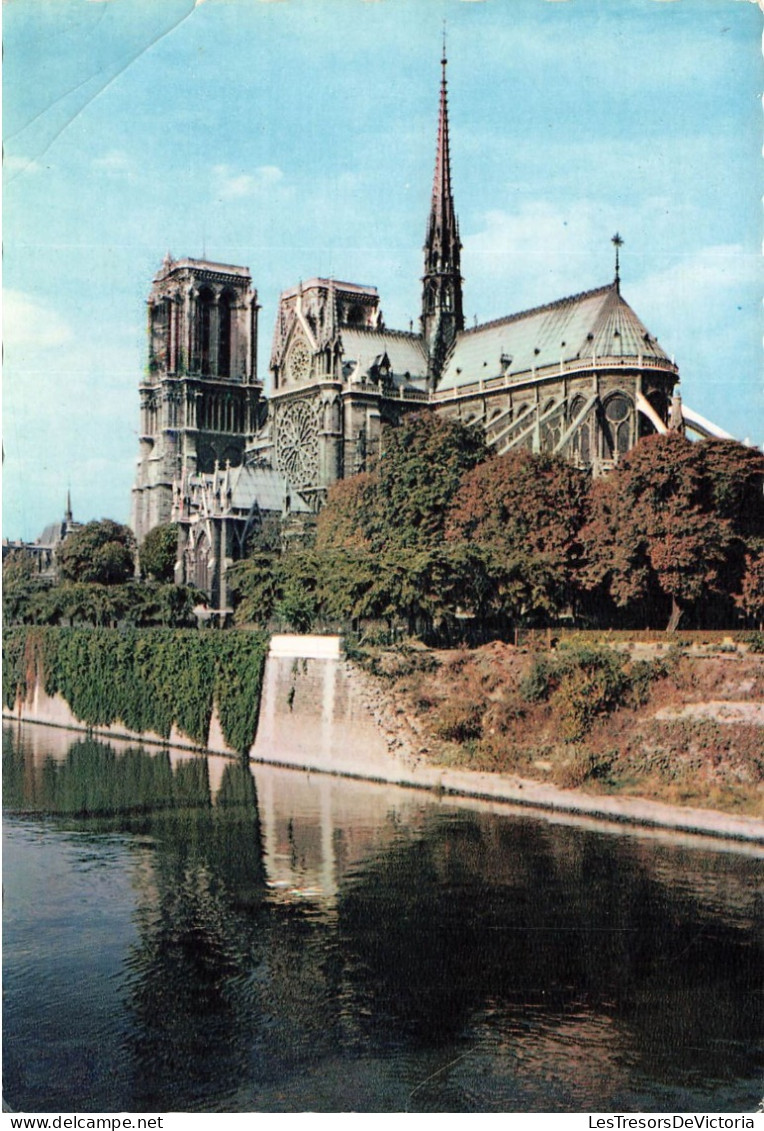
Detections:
[445, 449, 590, 615]
[581, 433, 763, 630]
[315, 472, 376, 552]
[735, 542, 764, 629]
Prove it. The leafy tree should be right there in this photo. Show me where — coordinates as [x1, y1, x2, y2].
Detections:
[698, 440, 764, 609]
[274, 551, 323, 632]
[228, 553, 282, 627]
[3, 548, 39, 585]
[3, 579, 202, 629]
[312, 548, 380, 626]
[317, 413, 488, 555]
[2, 551, 50, 626]
[315, 474, 376, 552]
[699, 439, 764, 539]
[57, 520, 135, 585]
[372, 413, 488, 551]
[147, 583, 203, 628]
[581, 433, 745, 630]
[274, 583, 317, 633]
[736, 541, 764, 629]
[445, 449, 590, 616]
[138, 523, 179, 582]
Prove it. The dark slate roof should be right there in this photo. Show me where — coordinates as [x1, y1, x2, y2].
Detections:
[341, 327, 429, 382]
[230, 465, 310, 514]
[37, 522, 65, 547]
[189, 465, 311, 515]
[438, 282, 671, 392]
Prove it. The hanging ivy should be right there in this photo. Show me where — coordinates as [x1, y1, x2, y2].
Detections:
[3, 628, 29, 710]
[4, 627, 269, 753]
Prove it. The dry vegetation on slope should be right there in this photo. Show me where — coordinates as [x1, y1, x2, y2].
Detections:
[349, 638, 764, 818]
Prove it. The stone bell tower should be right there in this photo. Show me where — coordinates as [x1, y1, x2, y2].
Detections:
[130, 254, 262, 543]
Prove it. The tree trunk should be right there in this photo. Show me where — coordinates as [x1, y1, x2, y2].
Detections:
[666, 595, 683, 633]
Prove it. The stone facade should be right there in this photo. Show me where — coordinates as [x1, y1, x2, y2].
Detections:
[248, 52, 685, 502]
[266, 278, 429, 507]
[131, 51, 732, 602]
[130, 256, 264, 544]
[172, 463, 310, 614]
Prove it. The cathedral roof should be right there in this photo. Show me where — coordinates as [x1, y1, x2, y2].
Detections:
[154, 256, 251, 282]
[281, 278, 379, 299]
[437, 282, 672, 392]
[341, 327, 429, 382]
[37, 522, 66, 547]
[181, 464, 311, 518]
[207, 464, 311, 514]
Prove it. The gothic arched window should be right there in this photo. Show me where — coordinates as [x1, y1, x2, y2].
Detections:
[603, 393, 632, 458]
[218, 291, 233, 378]
[150, 301, 169, 370]
[569, 396, 590, 464]
[193, 532, 210, 593]
[197, 287, 214, 374]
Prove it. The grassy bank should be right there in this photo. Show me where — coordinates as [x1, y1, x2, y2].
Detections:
[347, 635, 764, 818]
[4, 626, 269, 754]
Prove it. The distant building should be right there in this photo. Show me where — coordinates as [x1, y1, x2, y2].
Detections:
[2, 493, 81, 579]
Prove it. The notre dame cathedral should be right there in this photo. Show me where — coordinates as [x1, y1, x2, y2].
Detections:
[131, 50, 723, 609]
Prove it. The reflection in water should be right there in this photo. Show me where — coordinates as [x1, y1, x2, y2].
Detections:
[3, 723, 762, 1113]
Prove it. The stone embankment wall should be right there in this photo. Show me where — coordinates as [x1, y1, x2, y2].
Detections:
[7, 679, 239, 756]
[5, 633, 764, 845]
[4, 634, 402, 772]
[251, 634, 411, 777]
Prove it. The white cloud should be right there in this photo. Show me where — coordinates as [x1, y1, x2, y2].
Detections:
[626, 242, 761, 367]
[624, 244, 761, 439]
[92, 150, 135, 177]
[3, 155, 42, 178]
[3, 291, 75, 351]
[461, 197, 751, 321]
[628, 244, 760, 309]
[212, 163, 284, 199]
[463, 200, 622, 315]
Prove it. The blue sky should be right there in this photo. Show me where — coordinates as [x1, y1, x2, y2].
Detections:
[3, 0, 761, 541]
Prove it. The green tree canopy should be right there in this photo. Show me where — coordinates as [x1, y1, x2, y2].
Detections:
[3, 548, 39, 585]
[3, 579, 202, 629]
[57, 520, 136, 585]
[373, 412, 489, 550]
[138, 523, 179, 582]
[316, 413, 488, 555]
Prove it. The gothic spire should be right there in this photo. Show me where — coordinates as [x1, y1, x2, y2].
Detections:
[422, 34, 464, 385]
[428, 35, 456, 252]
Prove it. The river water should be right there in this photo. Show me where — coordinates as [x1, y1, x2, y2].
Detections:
[2, 722, 762, 1114]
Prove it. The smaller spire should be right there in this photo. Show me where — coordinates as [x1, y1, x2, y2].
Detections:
[65, 489, 73, 524]
[612, 232, 624, 291]
[669, 385, 685, 434]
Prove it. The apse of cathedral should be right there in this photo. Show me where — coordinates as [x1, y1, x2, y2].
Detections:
[130, 47, 713, 609]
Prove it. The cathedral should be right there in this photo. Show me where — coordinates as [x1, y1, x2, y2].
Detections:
[130, 49, 727, 610]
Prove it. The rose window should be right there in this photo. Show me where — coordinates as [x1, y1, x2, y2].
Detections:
[275, 399, 320, 490]
[287, 340, 312, 383]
